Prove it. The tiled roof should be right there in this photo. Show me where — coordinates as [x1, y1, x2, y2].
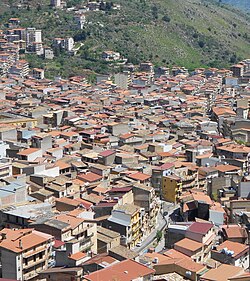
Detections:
[187, 222, 213, 235]
[84, 259, 154, 281]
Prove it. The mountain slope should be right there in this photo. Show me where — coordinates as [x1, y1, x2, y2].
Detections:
[84, 0, 250, 69]
[1, 0, 250, 77]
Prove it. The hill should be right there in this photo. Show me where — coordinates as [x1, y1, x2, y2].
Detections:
[0, 0, 250, 77]
[84, 0, 250, 69]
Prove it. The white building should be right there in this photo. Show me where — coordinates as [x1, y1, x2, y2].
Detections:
[53, 37, 74, 52]
[26, 28, 42, 45]
[0, 228, 54, 281]
[64, 37, 74, 51]
[74, 14, 86, 29]
[51, 0, 61, 8]
[32, 68, 45, 79]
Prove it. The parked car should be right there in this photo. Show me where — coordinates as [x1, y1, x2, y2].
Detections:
[136, 241, 142, 247]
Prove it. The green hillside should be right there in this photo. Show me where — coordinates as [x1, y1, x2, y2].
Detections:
[1, 0, 250, 77]
[84, 0, 250, 69]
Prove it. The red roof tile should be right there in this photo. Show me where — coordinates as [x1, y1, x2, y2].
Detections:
[187, 222, 213, 235]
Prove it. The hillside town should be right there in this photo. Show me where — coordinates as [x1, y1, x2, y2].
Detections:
[1, 0, 250, 279]
[0, 14, 250, 279]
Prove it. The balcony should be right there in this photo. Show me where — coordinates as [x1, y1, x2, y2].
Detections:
[23, 256, 47, 269]
[80, 241, 93, 251]
[180, 172, 197, 181]
[23, 245, 47, 258]
[73, 227, 88, 236]
[132, 223, 141, 233]
[23, 271, 39, 280]
[79, 233, 94, 243]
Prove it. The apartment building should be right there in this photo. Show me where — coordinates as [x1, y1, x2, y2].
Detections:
[162, 174, 182, 203]
[132, 183, 159, 235]
[32, 213, 97, 258]
[0, 228, 54, 281]
[107, 204, 142, 248]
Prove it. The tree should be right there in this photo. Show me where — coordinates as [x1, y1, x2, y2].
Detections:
[198, 40, 205, 48]
[54, 45, 61, 57]
[74, 31, 87, 42]
[162, 15, 171, 23]
[152, 5, 158, 20]
[156, 230, 162, 242]
[37, 4, 42, 11]
[106, 2, 113, 11]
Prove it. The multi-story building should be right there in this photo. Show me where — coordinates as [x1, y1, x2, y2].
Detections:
[9, 59, 29, 77]
[26, 28, 42, 46]
[32, 68, 45, 79]
[44, 47, 54, 59]
[107, 204, 142, 248]
[0, 158, 12, 178]
[162, 174, 182, 203]
[53, 37, 74, 52]
[32, 213, 97, 258]
[0, 228, 54, 281]
[230, 64, 245, 77]
[74, 14, 86, 29]
[133, 183, 159, 235]
[13, 28, 26, 42]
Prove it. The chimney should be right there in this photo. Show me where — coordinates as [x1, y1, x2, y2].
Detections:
[19, 239, 22, 249]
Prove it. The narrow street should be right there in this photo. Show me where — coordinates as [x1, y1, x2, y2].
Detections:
[134, 201, 178, 253]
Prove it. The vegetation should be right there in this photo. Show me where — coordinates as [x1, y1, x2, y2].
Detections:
[1, 0, 250, 78]
[156, 230, 163, 242]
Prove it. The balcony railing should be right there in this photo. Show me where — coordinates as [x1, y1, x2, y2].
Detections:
[23, 245, 47, 258]
[23, 256, 47, 269]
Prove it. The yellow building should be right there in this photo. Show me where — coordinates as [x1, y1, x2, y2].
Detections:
[162, 175, 182, 203]
[107, 204, 142, 249]
[0, 117, 37, 128]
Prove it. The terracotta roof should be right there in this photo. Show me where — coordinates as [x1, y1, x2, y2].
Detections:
[163, 249, 188, 259]
[55, 160, 71, 170]
[154, 162, 175, 170]
[53, 214, 84, 230]
[99, 150, 116, 157]
[56, 197, 82, 207]
[69, 251, 86, 261]
[119, 133, 135, 139]
[77, 172, 103, 183]
[215, 240, 249, 259]
[174, 238, 203, 253]
[221, 225, 247, 239]
[0, 228, 53, 253]
[127, 172, 151, 181]
[84, 259, 155, 281]
[215, 164, 240, 173]
[187, 222, 213, 235]
[17, 148, 40, 156]
[53, 239, 65, 248]
[201, 264, 244, 281]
